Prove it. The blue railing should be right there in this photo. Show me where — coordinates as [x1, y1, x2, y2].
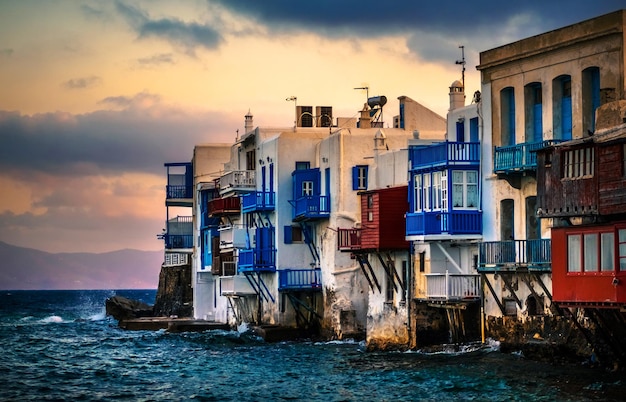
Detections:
[409, 141, 480, 170]
[478, 239, 551, 271]
[238, 248, 276, 272]
[166, 185, 193, 199]
[278, 269, 322, 291]
[406, 210, 482, 236]
[494, 140, 564, 173]
[164, 234, 194, 249]
[241, 191, 275, 213]
[292, 196, 330, 220]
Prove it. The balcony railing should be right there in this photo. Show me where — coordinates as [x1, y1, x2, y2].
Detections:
[241, 191, 275, 213]
[164, 234, 193, 249]
[219, 170, 255, 193]
[163, 252, 189, 267]
[409, 141, 480, 170]
[220, 275, 256, 296]
[278, 269, 322, 291]
[337, 228, 362, 251]
[166, 184, 193, 200]
[494, 140, 564, 174]
[162, 216, 193, 249]
[424, 273, 480, 300]
[478, 239, 551, 272]
[238, 248, 276, 272]
[208, 197, 241, 216]
[292, 195, 330, 220]
[406, 211, 482, 236]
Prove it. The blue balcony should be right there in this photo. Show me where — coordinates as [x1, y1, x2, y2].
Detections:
[292, 195, 330, 221]
[406, 211, 482, 236]
[410, 141, 480, 171]
[160, 215, 193, 249]
[241, 191, 275, 213]
[494, 140, 564, 174]
[278, 269, 322, 291]
[238, 248, 276, 272]
[478, 239, 551, 272]
[164, 234, 194, 249]
[165, 162, 193, 206]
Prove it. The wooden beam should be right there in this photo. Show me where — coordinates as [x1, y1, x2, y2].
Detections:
[481, 273, 506, 316]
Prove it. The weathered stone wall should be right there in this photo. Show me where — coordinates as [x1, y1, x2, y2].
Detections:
[153, 263, 193, 317]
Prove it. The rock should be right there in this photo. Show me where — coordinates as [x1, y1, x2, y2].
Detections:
[105, 295, 153, 322]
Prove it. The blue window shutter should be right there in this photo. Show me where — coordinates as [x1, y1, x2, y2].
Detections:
[591, 69, 600, 132]
[533, 103, 543, 142]
[284, 226, 292, 244]
[352, 166, 359, 190]
[562, 96, 572, 140]
[508, 89, 516, 145]
[363, 166, 368, 190]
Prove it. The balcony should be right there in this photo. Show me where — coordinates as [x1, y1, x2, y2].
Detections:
[423, 273, 480, 300]
[219, 170, 255, 195]
[278, 269, 322, 291]
[208, 197, 241, 216]
[292, 195, 330, 221]
[494, 140, 564, 174]
[241, 191, 275, 213]
[337, 228, 362, 251]
[478, 239, 551, 272]
[165, 162, 193, 206]
[162, 216, 193, 249]
[238, 248, 276, 272]
[406, 211, 482, 237]
[220, 275, 256, 296]
[410, 141, 480, 170]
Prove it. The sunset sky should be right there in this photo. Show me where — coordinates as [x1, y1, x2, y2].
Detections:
[0, 1, 622, 253]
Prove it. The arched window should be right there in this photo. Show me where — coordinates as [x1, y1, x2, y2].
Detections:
[582, 67, 600, 135]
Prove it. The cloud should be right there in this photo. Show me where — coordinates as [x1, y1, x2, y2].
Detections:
[62, 75, 102, 89]
[115, 0, 223, 55]
[0, 93, 239, 179]
[136, 53, 176, 67]
[210, 0, 624, 61]
[0, 49, 13, 58]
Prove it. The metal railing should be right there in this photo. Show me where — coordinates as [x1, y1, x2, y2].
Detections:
[478, 239, 551, 271]
[219, 170, 256, 191]
[278, 269, 322, 291]
[241, 191, 275, 212]
[292, 195, 330, 220]
[406, 210, 482, 236]
[494, 139, 564, 173]
[409, 141, 480, 169]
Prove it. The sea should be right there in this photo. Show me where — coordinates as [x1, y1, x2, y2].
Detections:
[1, 290, 625, 402]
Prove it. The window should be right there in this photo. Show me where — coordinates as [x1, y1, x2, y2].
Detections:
[500, 87, 516, 146]
[295, 161, 310, 170]
[413, 175, 422, 212]
[419, 252, 426, 273]
[352, 165, 368, 190]
[246, 149, 256, 171]
[452, 170, 478, 208]
[302, 181, 313, 196]
[563, 148, 594, 178]
[525, 82, 543, 143]
[568, 231, 615, 273]
[367, 194, 374, 208]
[620, 229, 626, 271]
[385, 273, 394, 303]
[432, 172, 442, 210]
[284, 225, 303, 244]
[504, 299, 517, 316]
[423, 173, 431, 211]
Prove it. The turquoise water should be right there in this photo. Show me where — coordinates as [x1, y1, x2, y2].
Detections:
[1, 290, 624, 401]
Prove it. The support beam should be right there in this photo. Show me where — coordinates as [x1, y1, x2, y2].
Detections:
[481, 273, 506, 316]
[435, 242, 463, 273]
[376, 252, 397, 292]
[356, 254, 381, 293]
[500, 273, 522, 309]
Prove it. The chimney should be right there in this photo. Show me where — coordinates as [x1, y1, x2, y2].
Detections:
[449, 80, 465, 111]
[244, 110, 253, 133]
[358, 103, 371, 129]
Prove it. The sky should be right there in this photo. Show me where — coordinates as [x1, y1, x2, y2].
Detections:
[0, 1, 622, 253]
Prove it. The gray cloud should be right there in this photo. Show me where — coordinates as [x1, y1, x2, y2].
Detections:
[115, 1, 223, 55]
[62, 75, 102, 89]
[137, 53, 176, 67]
[209, 0, 623, 62]
[1, 48, 13, 58]
[0, 94, 238, 179]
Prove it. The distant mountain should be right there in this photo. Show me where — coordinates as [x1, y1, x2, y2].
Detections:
[0, 241, 163, 290]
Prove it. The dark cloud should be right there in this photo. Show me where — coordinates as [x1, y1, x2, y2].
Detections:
[62, 75, 102, 89]
[210, 0, 623, 62]
[137, 53, 176, 67]
[1, 49, 13, 58]
[115, 1, 223, 55]
[0, 94, 238, 179]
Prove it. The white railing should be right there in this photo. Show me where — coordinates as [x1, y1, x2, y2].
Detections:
[220, 275, 256, 295]
[163, 252, 189, 267]
[219, 170, 256, 191]
[424, 272, 480, 300]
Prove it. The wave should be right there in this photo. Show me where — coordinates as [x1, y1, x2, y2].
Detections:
[39, 315, 64, 323]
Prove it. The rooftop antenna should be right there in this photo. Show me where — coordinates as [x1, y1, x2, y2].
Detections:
[354, 86, 369, 105]
[455, 45, 466, 90]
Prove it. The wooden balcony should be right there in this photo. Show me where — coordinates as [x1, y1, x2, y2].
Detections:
[278, 269, 322, 291]
[241, 191, 275, 213]
[238, 248, 276, 272]
[409, 141, 480, 170]
[208, 197, 240, 216]
[406, 211, 482, 237]
[423, 273, 480, 300]
[337, 228, 362, 251]
[478, 239, 551, 272]
[219, 170, 255, 195]
[494, 140, 564, 174]
[292, 195, 330, 221]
